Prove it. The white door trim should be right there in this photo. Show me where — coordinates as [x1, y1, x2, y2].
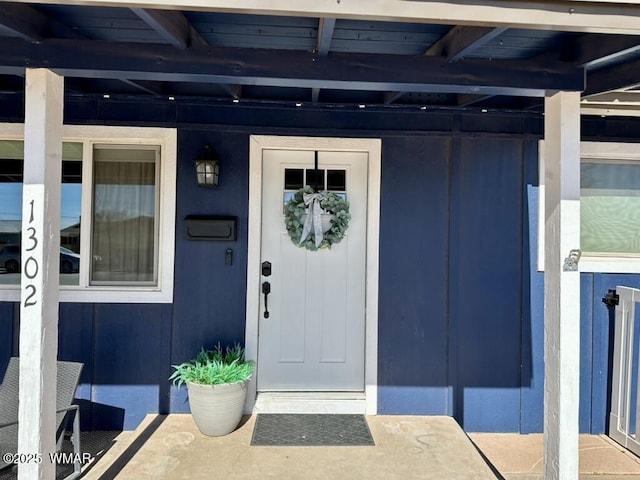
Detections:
[245, 135, 381, 415]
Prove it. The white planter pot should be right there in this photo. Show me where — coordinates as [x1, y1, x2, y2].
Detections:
[186, 379, 249, 436]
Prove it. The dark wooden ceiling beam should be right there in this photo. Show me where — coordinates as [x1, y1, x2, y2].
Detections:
[0, 2, 82, 42]
[220, 83, 242, 99]
[388, 26, 507, 104]
[312, 17, 336, 103]
[130, 9, 246, 100]
[0, 38, 585, 97]
[383, 91, 405, 105]
[572, 34, 640, 69]
[457, 94, 495, 107]
[131, 8, 207, 49]
[462, 33, 640, 106]
[0, 3, 46, 42]
[311, 87, 320, 103]
[584, 57, 640, 96]
[515, 33, 640, 106]
[317, 18, 336, 56]
[118, 78, 161, 95]
[426, 26, 508, 62]
[534, 33, 640, 69]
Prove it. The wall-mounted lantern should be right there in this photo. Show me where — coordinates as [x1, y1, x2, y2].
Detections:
[195, 144, 220, 187]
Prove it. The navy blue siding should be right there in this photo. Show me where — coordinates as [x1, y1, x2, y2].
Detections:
[0, 97, 640, 432]
[59, 304, 173, 430]
[169, 129, 250, 412]
[90, 304, 172, 430]
[378, 136, 450, 414]
[591, 274, 640, 433]
[519, 143, 542, 433]
[580, 274, 594, 432]
[452, 138, 524, 431]
[0, 303, 13, 377]
[58, 304, 94, 430]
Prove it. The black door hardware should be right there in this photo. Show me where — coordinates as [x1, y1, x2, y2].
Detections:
[602, 289, 619, 308]
[262, 281, 271, 318]
[262, 261, 272, 277]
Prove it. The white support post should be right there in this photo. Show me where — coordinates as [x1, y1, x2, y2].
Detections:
[543, 91, 581, 480]
[18, 68, 63, 480]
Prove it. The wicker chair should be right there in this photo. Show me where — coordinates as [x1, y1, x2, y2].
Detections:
[0, 357, 83, 479]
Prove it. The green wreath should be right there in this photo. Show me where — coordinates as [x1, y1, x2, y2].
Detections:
[284, 185, 351, 251]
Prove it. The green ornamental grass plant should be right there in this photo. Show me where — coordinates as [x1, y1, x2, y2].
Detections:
[170, 343, 254, 387]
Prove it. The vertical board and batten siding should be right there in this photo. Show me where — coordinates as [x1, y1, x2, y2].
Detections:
[452, 138, 524, 431]
[520, 146, 544, 433]
[0, 303, 13, 377]
[0, 99, 638, 432]
[378, 136, 450, 414]
[591, 274, 640, 433]
[377, 134, 530, 432]
[57, 303, 173, 431]
[90, 304, 173, 430]
[169, 129, 250, 412]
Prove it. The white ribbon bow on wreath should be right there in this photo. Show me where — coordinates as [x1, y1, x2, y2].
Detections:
[299, 192, 326, 248]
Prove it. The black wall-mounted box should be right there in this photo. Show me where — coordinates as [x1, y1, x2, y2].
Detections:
[185, 215, 237, 241]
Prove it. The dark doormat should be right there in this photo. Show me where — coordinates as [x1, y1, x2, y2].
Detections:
[250, 414, 375, 446]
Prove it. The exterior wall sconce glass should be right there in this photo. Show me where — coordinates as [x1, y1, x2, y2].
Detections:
[195, 144, 220, 187]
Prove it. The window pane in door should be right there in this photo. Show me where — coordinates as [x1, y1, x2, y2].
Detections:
[305, 169, 325, 191]
[327, 169, 346, 191]
[284, 168, 304, 190]
[581, 161, 640, 255]
[91, 146, 157, 284]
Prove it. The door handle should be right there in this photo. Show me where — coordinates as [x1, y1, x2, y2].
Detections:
[262, 281, 271, 318]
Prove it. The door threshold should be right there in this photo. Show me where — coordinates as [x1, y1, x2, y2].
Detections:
[254, 392, 366, 414]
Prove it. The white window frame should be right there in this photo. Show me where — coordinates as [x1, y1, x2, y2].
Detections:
[538, 140, 640, 273]
[0, 123, 177, 303]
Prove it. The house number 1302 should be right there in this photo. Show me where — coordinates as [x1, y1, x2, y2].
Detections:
[23, 199, 38, 308]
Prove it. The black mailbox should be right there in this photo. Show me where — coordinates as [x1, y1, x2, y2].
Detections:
[185, 215, 237, 241]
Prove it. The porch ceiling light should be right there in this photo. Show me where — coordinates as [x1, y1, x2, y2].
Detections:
[195, 144, 220, 188]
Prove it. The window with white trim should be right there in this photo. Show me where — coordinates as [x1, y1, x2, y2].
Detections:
[0, 124, 176, 302]
[538, 141, 640, 273]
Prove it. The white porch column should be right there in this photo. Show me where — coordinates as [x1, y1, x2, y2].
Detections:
[18, 68, 63, 480]
[543, 91, 581, 480]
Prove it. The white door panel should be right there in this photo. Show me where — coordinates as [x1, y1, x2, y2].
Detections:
[258, 149, 367, 391]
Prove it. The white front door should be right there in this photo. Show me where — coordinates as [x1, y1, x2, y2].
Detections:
[257, 149, 368, 391]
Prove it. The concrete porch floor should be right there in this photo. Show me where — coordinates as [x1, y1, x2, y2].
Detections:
[77, 415, 640, 480]
[470, 432, 640, 480]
